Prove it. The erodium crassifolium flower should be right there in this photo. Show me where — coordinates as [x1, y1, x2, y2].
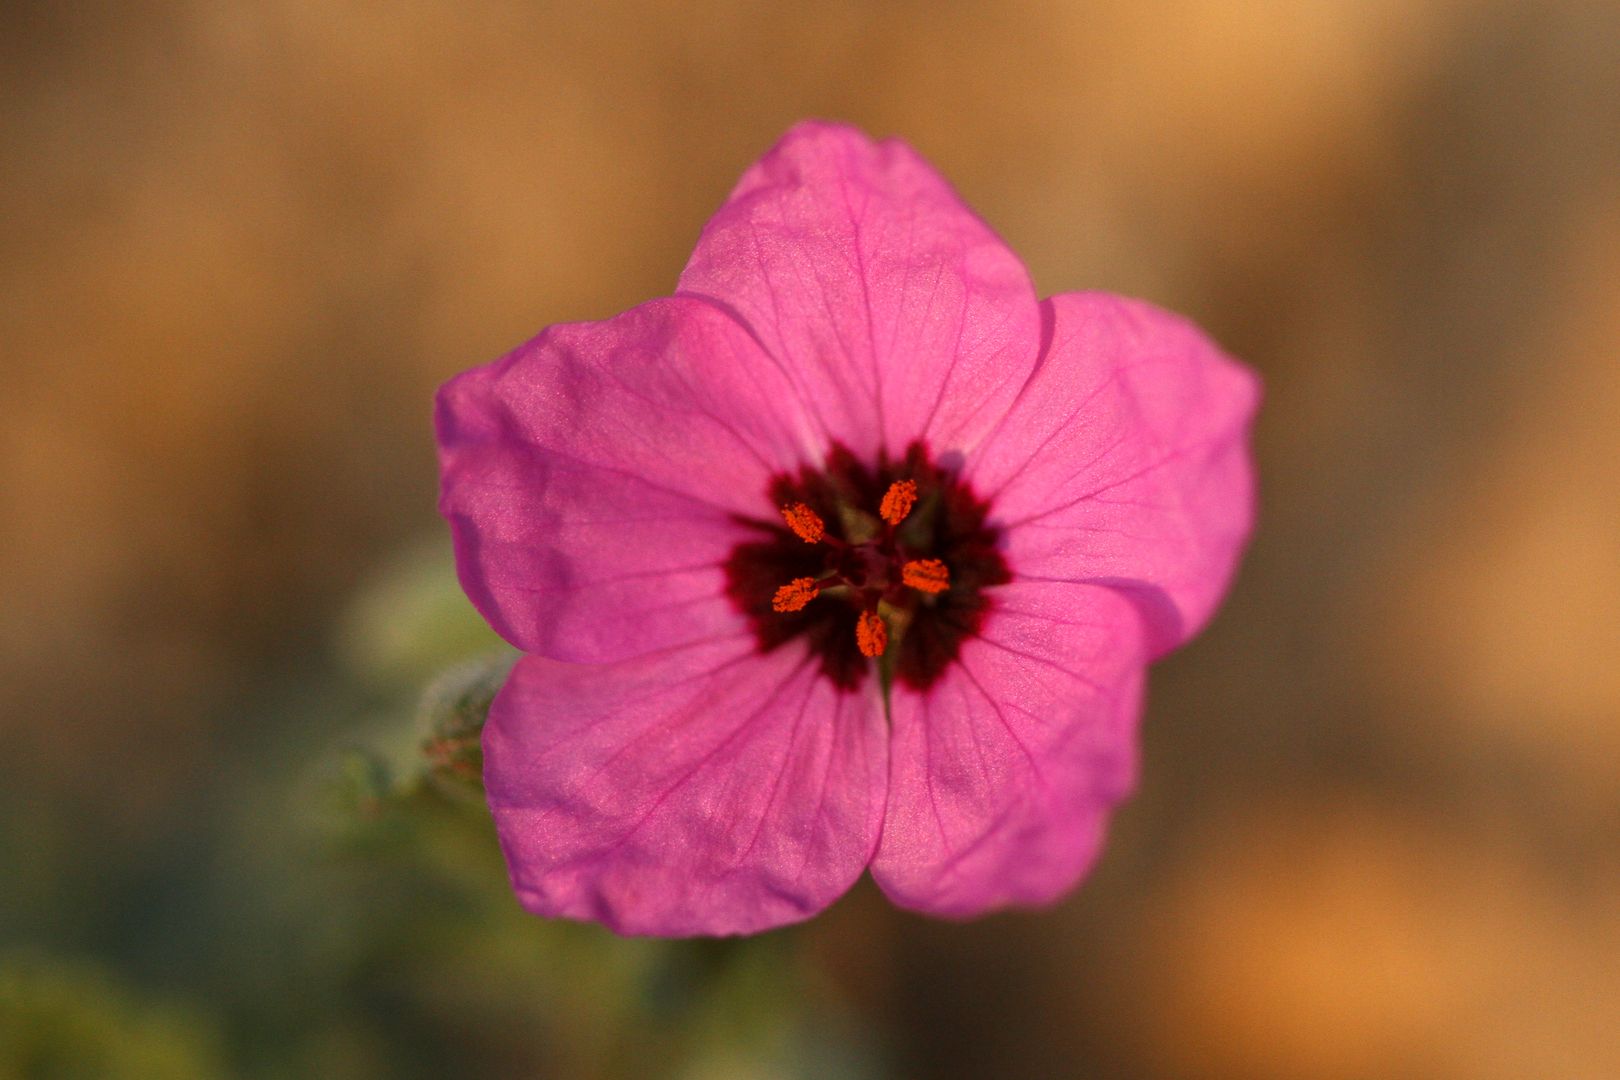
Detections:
[437, 122, 1259, 936]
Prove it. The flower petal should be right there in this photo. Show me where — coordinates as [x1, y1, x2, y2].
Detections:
[678, 120, 1041, 462]
[484, 637, 888, 937]
[965, 292, 1260, 656]
[871, 582, 1144, 916]
[437, 295, 816, 663]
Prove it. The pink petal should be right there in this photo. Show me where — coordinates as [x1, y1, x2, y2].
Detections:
[965, 292, 1260, 657]
[437, 296, 815, 663]
[678, 121, 1041, 462]
[874, 586, 1140, 919]
[871, 582, 1146, 916]
[483, 636, 888, 937]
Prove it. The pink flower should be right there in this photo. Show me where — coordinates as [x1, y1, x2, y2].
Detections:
[436, 122, 1259, 937]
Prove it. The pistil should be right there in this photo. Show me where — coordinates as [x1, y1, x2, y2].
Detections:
[769, 478, 953, 661]
[726, 441, 1009, 691]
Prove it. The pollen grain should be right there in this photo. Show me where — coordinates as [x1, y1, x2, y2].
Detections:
[879, 479, 917, 525]
[901, 558, 950, 594]
[856, 610, 888, 658]
[781, 502, 826, 543]
[771, 577, 820, 613]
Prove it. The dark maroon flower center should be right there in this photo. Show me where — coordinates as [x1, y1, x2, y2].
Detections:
[723, 441, 1010, 692]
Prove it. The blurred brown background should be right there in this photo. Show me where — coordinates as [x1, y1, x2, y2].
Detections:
[3, 2, 1618, 1078]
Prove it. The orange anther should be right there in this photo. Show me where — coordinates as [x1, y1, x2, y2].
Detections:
[879, 479, 917, 525]
[781, 502, 825, 543]
[901, 558, 950, 594]
[771, 577, 820, 613]
[856, 609, 888, 658]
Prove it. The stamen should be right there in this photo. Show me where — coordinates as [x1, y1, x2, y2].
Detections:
[879, 479, 917, 525]
[781, 502, 826, 543]
[856, 609, 888, 658]
[771, 577, 820, 613]
[901, 558, 950, 594]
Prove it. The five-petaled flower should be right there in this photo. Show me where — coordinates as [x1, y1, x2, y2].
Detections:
[436, 121, 1258, 936]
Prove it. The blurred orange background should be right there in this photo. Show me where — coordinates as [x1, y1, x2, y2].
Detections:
[4, 2, 1617, 1077]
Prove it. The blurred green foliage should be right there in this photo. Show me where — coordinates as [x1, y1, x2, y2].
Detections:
[0, 957, 226, 1080]
[3, 539, 881, 1080]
